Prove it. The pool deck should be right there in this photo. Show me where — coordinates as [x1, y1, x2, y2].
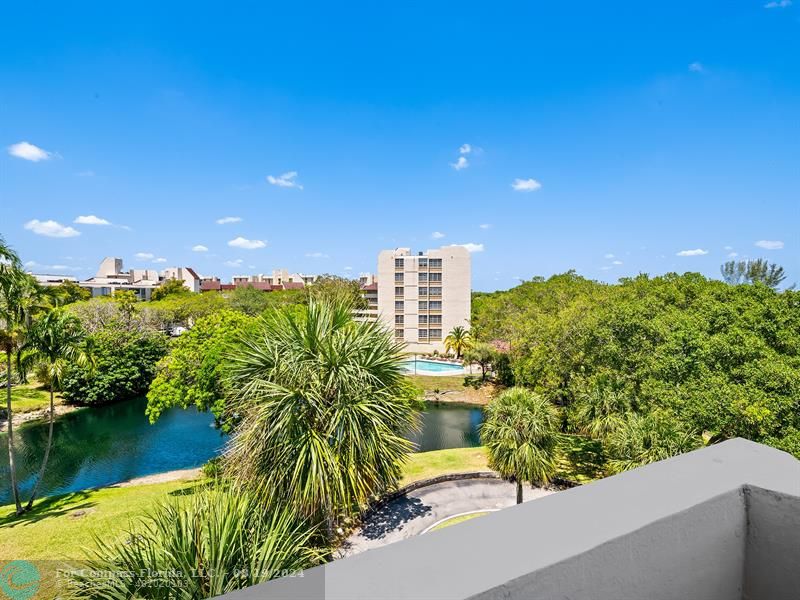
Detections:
[404, 359, 469, 376]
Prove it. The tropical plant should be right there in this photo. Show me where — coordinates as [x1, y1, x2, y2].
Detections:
[65, 486, 319, 599]
[463, 341, 495, 381]
[53, 280, 91, 304]
[223, 297, 418, 541]
[605, 411, 701, 474]
[150, 277, 190, 301]
[570, 379, 633, 440]
[481, 387, 560, 504]
[20, 309, 93, 509]
[444, 325, 472, 359]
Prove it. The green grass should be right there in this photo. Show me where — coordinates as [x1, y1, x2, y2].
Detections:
[407, 374, 466, 393]
[400, 447, 490, 486]
[3, 382, 63, 414]
[430, 511, 490, 531]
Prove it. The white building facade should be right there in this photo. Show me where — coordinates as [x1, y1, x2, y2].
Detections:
[377, 246, 471, 354]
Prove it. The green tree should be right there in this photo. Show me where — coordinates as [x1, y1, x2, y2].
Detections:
[570, 379, 633, 440]
[481, 387, 560, 504]
[19, 309, 93, 510]
[66, 486, 319, 599]
[720, 259, 786, 288]
[112, 289, 138, 321]
[444, 325, 472, 359]
[605, 411, 700, 474]
[146, 310, 257, 428]
[150, 278, 190, 301]
[463, 341, 495, 381]
[224, 297, 418, 541]
[53, 280, 91, 305]
[308, 275, 367, 309]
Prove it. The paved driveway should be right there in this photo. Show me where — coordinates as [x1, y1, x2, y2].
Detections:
[339, 478, 555, 557]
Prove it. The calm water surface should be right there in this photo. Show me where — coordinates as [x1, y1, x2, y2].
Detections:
[0, 398, 483, 504]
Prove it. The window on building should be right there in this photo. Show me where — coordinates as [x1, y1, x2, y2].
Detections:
[418, 272, 428, 283]
[418, 315, 428, 325]
[419, 329, 428, 339]
[429, 329, 442, 339]
[419, 287, 428, 297]
[429, 258, 442, 268]
[419, 301, 428, 311]
[429, 272, 442, 282]
[395, 329, 404, 338]
[395, 286, 404, 297]
[429, 314, 442, 324]
[395, 315, 404, 324]
[394, 272, 404, 283]
[394, 258, 404, 268]
[395, 301, 404, 311]
[418, 258, 428, 268]
[429, 287, 442, 296]
[429, 301, 442, 310]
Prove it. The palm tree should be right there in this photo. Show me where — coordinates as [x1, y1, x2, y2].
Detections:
[20, 309, 93, 510]
[444, 325, 472, 359]
[0, 237, 24, 513]
[605, 411, 700, 474]
[481, 387, 560, 504]
[571, 380, 632, 440]
[66, 486, 319, 599]
[223, 297, 418, 542]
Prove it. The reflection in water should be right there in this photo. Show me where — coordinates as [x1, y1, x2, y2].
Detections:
[0, 399, 484, 503]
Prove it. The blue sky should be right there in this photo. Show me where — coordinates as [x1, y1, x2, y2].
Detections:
[1, 1, 798, 291]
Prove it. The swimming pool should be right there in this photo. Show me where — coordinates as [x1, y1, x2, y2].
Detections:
[404, 358, 465, 374]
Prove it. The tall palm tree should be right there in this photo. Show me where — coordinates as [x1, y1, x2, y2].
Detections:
[20, 309, 93, 510]
[481, 387, 560, 504]
[571, 379, 632, 440]
[1, 238, 24, 513]
[605, 411, 700, 474]
[223, 297, 418, 542]
[444, 325, 472, 359]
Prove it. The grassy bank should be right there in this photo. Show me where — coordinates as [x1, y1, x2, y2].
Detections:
[3, 382, 63, 414]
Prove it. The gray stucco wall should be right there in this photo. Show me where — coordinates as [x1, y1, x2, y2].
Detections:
[221, 439, 800, 600]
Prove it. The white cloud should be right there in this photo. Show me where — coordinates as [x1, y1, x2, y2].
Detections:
[224, 259, 244, 267]
[612, 260, 623, 265]
[343, 266, 353, 271]
[765, 0, 791, 8]
[723, 245, 733, 251]
[8, 141, 53, 162]
[431, 231, 446, 239]
[24, 219, 80, 238]
[228, 237, 266, 250]
[450, 156, 469, 171]
[604, 253, 615, 259]
[479, 224, 491, 229]
[511, 178, 542, 192]
[600, 266, 613, 271]
[135, 252, 155, 260]
[192, 245, 209, 252]
[23, 260, 83, 272]
[676, 248, 708, 257]
[457, 243, 484, 253]
[459, 143, 472, 155]
[754, 240, 784, 250]
[74, 215, 111, 226]
[688, 62, 705, 73]
[153, 257, 167, 264]
[216, 216, 242, 225]
[305, 252, 329, 259]
[728, 252, 739, 258]
[267, 171, 303, 189]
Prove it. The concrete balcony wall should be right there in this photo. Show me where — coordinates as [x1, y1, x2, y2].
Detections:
[221, 439, 799, 600]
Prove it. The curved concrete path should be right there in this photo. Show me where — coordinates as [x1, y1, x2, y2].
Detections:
[339, 478, 555, 557]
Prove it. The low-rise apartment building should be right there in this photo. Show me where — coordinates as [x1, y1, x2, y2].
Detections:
[376, 246, 471, 353]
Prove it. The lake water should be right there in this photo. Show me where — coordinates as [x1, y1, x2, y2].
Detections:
[0, 398, 483, 504]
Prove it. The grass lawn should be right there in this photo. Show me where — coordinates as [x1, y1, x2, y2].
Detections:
[407, 374, 467, 393]
[400, 447, 490, 486]
[430, 511, 491, 531]
[3, 382, 64, 414]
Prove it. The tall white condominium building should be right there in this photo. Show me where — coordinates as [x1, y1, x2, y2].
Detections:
[377, 246, 471, 354]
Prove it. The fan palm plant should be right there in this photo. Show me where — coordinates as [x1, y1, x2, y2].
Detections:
[66, 486, 319, 599]
[605, 411, 700, 474]
[20, 309, 93, 510]
[444, 325, 472, 359]
[223, 297, 418, 542]
[481, 387, 560, 504]
[571, 379, 633, 440]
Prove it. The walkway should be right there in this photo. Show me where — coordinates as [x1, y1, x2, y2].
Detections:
[339, 478, 555, 557]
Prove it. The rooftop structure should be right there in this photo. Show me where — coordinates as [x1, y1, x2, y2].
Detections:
[224, 439, 800, 600]
[376, 246, 471, 353]
[201, 269, 317, 292]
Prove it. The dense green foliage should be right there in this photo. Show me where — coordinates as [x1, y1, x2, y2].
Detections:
[481, 387, 560, 502]
[66, 486, 319, 599]
[227, 286, 307, 316]
[473, 272, 800, 458]
[224, 298, 418, 539]
[149, 278, 190, 301]
[61, 323, 168, 405]
[146, 310, 257, 427]
[720, 258, 786, 288]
